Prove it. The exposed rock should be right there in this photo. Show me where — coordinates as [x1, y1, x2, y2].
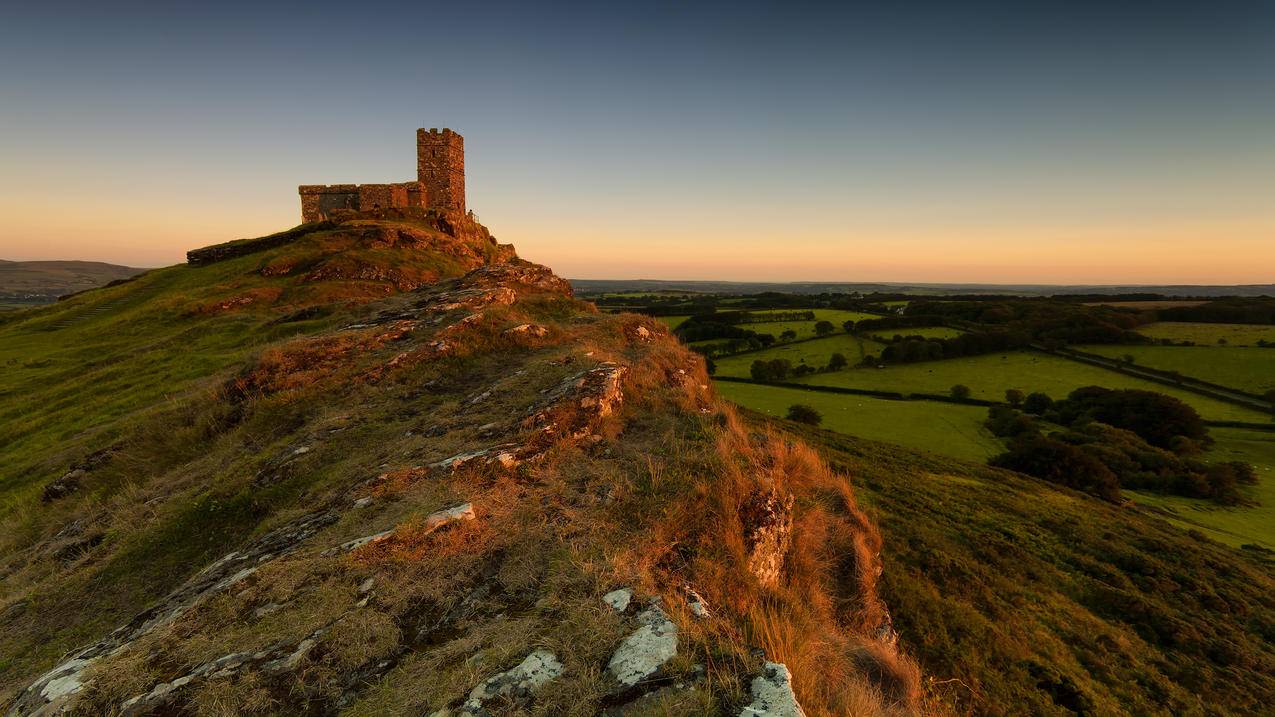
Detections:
[41, 447, 116, 502]
[503, 323, 548, 338]
[607, 604, 678, 689]
[741, 489, 795, 588]
[6, 509, 341, 715]
[423, 503, 476, 532]
[684, 586, 710, 619]
[41, 469, 87, 502]
[603, 588, 633, 613]
[336, 529, 395, 553]
[332, 503, 474, 555]
[458, 649, 564, 715]
[739, 662, 807, 717]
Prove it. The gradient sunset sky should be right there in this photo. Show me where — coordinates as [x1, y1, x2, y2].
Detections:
[1, 1, 1272, 284]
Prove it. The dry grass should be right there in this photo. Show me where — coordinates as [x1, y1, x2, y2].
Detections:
[624, 405, 924, 716]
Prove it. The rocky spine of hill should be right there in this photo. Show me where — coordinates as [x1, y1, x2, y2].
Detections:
[3, 214, 921, 717]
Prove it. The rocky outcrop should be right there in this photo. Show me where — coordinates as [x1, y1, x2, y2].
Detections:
[606, 603, 679, 690]
[739, 662, 807, 717]
[454, 649, 564, 715]
[741, 488, 795, 588]
[5, 509, 342, 716]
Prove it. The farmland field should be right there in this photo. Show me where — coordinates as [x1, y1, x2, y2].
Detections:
[866, 326, 964, 341]
[713, 333, 886, 373]
[735, 309, 881, 340]
[1136, 321, 1275, 346]
[715, 341, 1271, 422]
[1079, 344, 1275, 395]
[715, 380, 1000, 462]
[656, 315, 691, 329]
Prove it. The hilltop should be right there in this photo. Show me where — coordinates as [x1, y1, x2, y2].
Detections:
[0, 210, 1270, 716]
[0, 210, 918, 716]
[0, 260, 146, 308]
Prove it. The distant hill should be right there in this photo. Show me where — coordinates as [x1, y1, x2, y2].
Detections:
[571, 278, 1275, 298]
[0, 260, 147, 307]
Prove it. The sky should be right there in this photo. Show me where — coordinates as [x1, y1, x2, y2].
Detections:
[1, 0, 1273, 284]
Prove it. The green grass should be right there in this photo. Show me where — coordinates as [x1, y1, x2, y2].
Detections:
[713, 333, 886, 373]
[1127, 427, 1275, 548]
[1137, 321, 1275, 346]
[769, 416, 1275, 716]
[866, 326, 964, 341]
[739, 310, 877, 340]
[716, 341, 1271, 422]
[656, 315, 691, 329]
[715, 381, 1001, 462]
[1079, 344, 1275, 396]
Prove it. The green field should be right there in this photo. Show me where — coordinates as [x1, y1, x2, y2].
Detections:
[867, 326, 964, 341]
[714, 333, 886, 373]
[1137, 321, 1275, 346]
[735, 309, 880, 340]
[1129, 427, 1275, 548]
[719, 379, 1275, 548]
[716, 340, 1271, 422]
[1080, 344, 1275, 395]
[716, 381, 1000, 462]
[656, 315, 691, 329]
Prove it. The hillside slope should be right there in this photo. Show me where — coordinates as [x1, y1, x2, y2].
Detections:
[771, 419, 1274, 716]
[0, 260, 146, 304]
[0, 212, 918, 716]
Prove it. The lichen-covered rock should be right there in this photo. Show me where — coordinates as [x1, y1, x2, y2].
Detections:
[606, 604, 678, 688]
[741, 489, 794, 588]
[739, 662, 807, 717]
[603, 587, 633, 613]
[504, 323, 548, 338]
[458, 649, 564, 714]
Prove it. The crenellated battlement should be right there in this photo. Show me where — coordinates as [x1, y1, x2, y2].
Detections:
[297, 129, 466, 222]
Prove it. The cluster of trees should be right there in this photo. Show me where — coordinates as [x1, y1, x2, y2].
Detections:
[986, 387, 1254, 505]
[749, 352, 849, 381]
[677, 312, 846, 359]
[863, 329, 1031, 366]
[907, 298, 1149, 345]
[1158, 298, 1275, 325]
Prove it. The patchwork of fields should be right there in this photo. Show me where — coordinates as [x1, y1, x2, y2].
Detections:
[716, 340, 1270, 422]
[685, 308, 1275, 549]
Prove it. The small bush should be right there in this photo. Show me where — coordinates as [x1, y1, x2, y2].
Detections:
[786, 404, 823, 425]
[1023, 392, 1054, 414]
[949, 384, 972, 400]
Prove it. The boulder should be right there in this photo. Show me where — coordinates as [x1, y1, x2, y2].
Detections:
[459, 649, 564, 714]
[739, 662, 807, 717]
[607, 604, 678, 688]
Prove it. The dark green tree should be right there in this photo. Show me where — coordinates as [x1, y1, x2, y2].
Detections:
[786, 404, 823, 425]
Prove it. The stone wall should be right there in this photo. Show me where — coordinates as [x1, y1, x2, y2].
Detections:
[417, 128, 465, 214]
[299, 182, 426, 223]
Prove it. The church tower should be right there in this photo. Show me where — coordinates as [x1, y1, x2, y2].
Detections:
[417, 128, 465, 214]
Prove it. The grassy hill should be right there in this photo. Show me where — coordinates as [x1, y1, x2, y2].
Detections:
[0, 260, 146, 308]
[0, 212, 922, 717]
[771, 417, 1274, 716]
[2, 215, 1271, 715]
